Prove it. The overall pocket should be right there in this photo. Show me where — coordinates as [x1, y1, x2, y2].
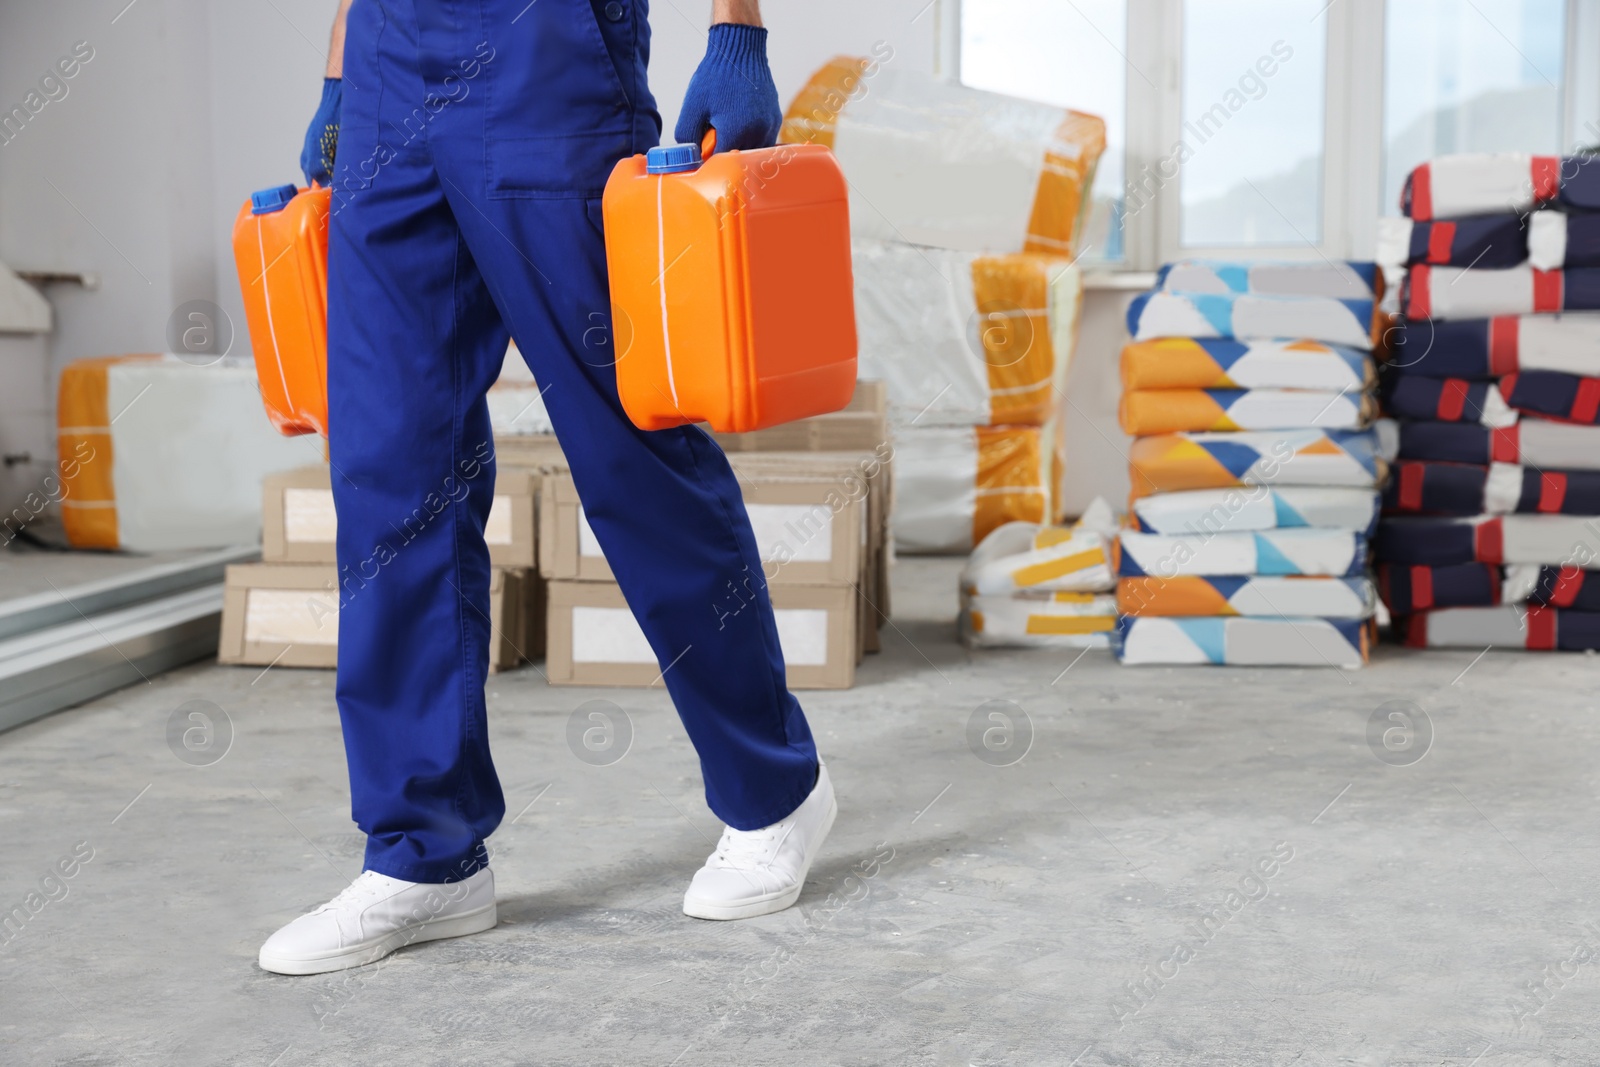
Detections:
[483, 0, 637, 198]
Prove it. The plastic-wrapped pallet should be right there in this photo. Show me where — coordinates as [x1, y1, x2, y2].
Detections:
[853, 240, 1083, 427]
[781, 56, 1106, 257]
[893, 420, 1059, 554]
[57, 354, 308, 551]
[854, 242, 1083, 552]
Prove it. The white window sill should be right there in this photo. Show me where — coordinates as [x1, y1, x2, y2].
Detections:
[1082, 270, 1157, 292]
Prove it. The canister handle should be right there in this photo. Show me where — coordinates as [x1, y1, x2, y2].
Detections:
[701, 128, 717, 158]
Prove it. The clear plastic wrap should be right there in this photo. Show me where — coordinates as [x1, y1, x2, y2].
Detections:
[782, 57, 1105, 257]
[853, 240, 1082, 428]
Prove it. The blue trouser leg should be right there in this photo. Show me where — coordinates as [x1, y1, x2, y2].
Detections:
[326, 0, 511, 883]
[326, 0, 818, 882]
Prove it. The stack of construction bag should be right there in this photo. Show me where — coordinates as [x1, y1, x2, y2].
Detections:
[781, 57, 1104, 554]
[1113, 261, 1386, 667]
[958, 498, 1119, 650]
[1374, 151, 1600, 651]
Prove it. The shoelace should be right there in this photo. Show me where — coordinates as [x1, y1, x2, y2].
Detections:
[710, 825, 789, 869]
[311, 872, 394, 915]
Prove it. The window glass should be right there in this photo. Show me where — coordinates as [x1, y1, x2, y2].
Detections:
[1382, 0, 1566, 217]
[961, 0, 1128, 260]
[1178, 0, 1327, 247]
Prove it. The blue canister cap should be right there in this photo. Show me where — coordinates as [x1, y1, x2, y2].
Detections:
[645, 144, 703, 175]
[250, 184, 301, 215]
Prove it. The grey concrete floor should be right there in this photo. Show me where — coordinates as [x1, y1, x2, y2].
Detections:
[0, 539, 210, 599]
[4, 557, 1600, 1066]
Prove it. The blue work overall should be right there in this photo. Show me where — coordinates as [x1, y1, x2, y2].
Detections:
[326, 0, 818, 883]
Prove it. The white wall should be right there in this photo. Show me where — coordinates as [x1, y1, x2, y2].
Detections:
[0, 0, 936, 516]
[1060, 284, 1140, 518]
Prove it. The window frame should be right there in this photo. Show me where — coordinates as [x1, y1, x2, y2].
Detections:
[945, 0, 1588, 271]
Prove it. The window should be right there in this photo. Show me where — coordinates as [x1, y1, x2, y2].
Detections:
[961, 0, 1129, 260]
[1178, 0, 1328, 248]
[1382, 0, 1566, 217]
[953, 0, 1592, 266]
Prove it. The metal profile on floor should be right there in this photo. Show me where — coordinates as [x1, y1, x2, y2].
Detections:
[0, 546, 258, 734]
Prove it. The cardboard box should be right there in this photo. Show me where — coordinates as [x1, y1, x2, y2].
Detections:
[539, 470, 864, 587]
[545, 580, 858, 689]
[710, 381, 887, 453]
[494, 417, 893, 663]
[494, 382, 886, 464]
[218, 563, 542, 673]
[726, 450, 894, 641]
[494, 433, 567, 473]
[262, 465, 537, 568]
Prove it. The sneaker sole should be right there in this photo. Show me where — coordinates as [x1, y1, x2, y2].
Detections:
[682, 792, 838, 921]
[257, 900, 498, 976]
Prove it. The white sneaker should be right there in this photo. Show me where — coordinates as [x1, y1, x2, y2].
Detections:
[683, 763, 837, 920]
[258, 868, 497, 975]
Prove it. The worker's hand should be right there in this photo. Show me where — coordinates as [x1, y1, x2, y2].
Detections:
[300, 77, 343, 187]
[674, 24, 782, 154]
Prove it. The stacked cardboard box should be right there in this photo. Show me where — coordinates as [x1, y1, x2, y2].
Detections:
[218, 383, 890, 686]
[535, 393, 891, 690]
[216, 465, 544, 673]
[1113, 262, 1387, 667]
[781, 59, 1103, 554]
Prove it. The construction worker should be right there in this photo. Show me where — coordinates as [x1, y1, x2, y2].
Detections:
[258, 0, 834, 976]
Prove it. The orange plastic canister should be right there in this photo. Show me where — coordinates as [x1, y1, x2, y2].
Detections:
[231, 184, 331, 437]
[602, 135, 857, 434]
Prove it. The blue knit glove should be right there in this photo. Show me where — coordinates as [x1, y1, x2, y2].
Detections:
[674, 24, 782, 154]
[300, 78, 343, 187]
